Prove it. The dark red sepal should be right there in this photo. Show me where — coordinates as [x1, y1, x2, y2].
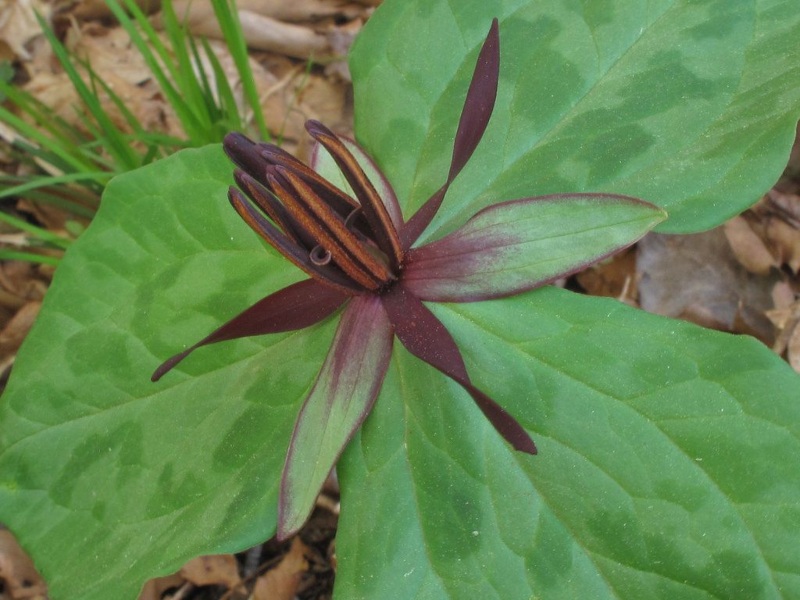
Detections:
[401, 18, 500, 249]
[381, 282, 536, 454]
[152, 279, 349, 382]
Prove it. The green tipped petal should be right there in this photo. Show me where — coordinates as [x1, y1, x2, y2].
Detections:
[404, 194, 666, 302]
[278, 294, 393, 539]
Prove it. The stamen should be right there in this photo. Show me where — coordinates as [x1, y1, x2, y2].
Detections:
[234, 170, 315, 248]
[228, 187, 360, 294]
[273, 166, 396, 286]
[259, 147, 359, 221]
[305, 120, 404, 270]
[268, 168, 387, 291]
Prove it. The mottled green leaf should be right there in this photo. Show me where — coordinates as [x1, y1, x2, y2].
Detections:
[0, 146, 324, 599]
[337, 288, 800, 599]
[2, 1, 800, 599]
[351, 0, 800, 236]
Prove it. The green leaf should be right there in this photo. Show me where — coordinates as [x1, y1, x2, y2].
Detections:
[2, 3, 800, 599]
[336, 287, 800, 599]
[0, 146, 321, 599]
[351, 0, 800, 236]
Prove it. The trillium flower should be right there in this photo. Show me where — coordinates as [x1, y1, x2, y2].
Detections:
[153, 19, 665, 539]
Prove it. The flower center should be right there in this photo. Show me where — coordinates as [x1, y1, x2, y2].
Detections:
[223, 122, 404, 296]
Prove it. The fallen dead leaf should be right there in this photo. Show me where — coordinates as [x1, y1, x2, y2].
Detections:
[0, 528, 47, 600]
[771, 219, 800, 274]
[0, 300, 40, 362]
[180, 554, 241, 589]
[728, 191, 800, 276]
[789, 321, 800, 372]
[166, 0, 368, 60]
[575, 247, 638, 304]
[723, 215, 777, 275]
[137, 571, 185, 600]
[776, 123, 800, 192]
[771, 311, 800, 372]
[69, 0, 160, 21]
[252, 538, 309, 600]
[637, 229, 778, 344]
[0, 0, 50, 61]
[766, 288, 800, 373]
[262, 67, 350, 145]
[14, 16, 289, 148]
[175, 0, 364, 26]
[168, 3, 329, 60]
[0, 260, 48, 311]
[51, 23, 184, 139]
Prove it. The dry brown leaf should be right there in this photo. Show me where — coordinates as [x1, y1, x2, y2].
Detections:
[70, 0, 161, 20]
[225, 11, 328, 59]
[180, 554, 241, 589]
[0, 300, 40, 361]
[768, 189, 800, 225]
[0, 261, 48, 311]
[771, 280, 796, 311]
[0, 528, 47, 600]
[776, 123, 800, 191]
[137, 572, 185, 600]
[66, 24, 184, 138]
[252, 538, 310, 600]
[575, 247, 638, 303]
[17, 18, 284, 145]
[166, 0, 366, 60]
[766, 297, 800, 372]
[66, 23, 155, 86]
[767, 218, 800, 274]
[637, 230, 778, 343]
[263, 69, 350, 145]
[206, 0, 363, 24]
[766, 306, 793, 331]
[0, 0, 50, 61]
[730, 191, 800, 275]
[15, 197, 77, 233]
[723, 216, 777, 275]
[788, 322, 800, 372]
[14, 24, 182, 144]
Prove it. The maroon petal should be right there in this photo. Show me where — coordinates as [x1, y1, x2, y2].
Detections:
[448, 18, 501, 182]
[381, 283, 536, 454]
[152, 279, 348, 381]
[401, 18, 500, 249]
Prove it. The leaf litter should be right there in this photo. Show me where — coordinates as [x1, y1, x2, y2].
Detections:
[0, 1, 799, 598]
